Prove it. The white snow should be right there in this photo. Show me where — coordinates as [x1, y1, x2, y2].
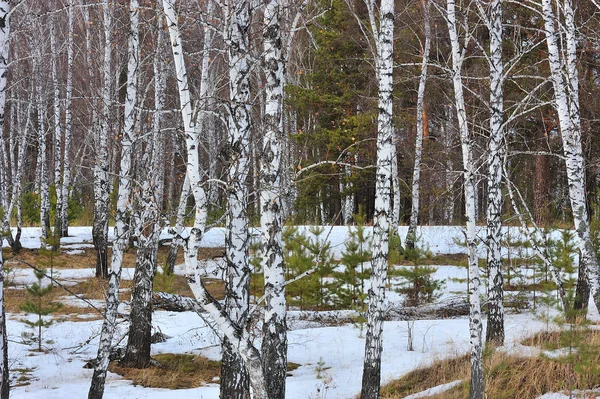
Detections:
[3, 226, 578, 398]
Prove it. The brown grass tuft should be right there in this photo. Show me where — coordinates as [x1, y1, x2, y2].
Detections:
[381, 329, 600, 398]
[109, 353, 221, 389]
[381, 355, 469, 398]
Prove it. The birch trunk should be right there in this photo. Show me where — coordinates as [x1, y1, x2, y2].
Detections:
[391, 144, 400, 236]
[93, 1, 112, 279]
[163, 2, 269, 397]
[406, 0, 431, 250]
[121, 4, 165, 368]
[361, 0, 394, 397]
[0, 3, 9, 396]
[89, 1, 138, 396]
[60, 0, 75, 238]
[165, 175, 189, 275]
[36, 62, 50, 243]
[541, 0, 600, 313]
[9, 103, 28, 253]
[261, 0, 287, 396]
[221, 0, 253, 396]
[50, 15, 63, 237]
[485, 0, 504, 346]
[443, 106, 455, 224]
[447, 1, 483, 397]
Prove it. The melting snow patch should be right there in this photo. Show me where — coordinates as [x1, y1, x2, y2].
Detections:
[401, 380, 463, 399]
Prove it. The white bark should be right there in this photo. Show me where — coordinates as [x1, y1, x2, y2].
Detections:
[406, 0, 431, 249]
[162, 2, 268, 397]
[162, 0, 208, 282]
[485, 0, 504, 345]
[446, 1, 483, 397]
[0, 2, 9, 396]
[92, 1, 113, 278]
[122, 1, 167, 368]
[261, 0, 287, 396]
[541, 0, 600, 312]
[35, 51, 50, 243]
[50, 15, 63, 236]
[361, 0, 394, 397]
[223, 0, 253, 395]
[89, 1, 139, 397]
[60, 0, 75, 238]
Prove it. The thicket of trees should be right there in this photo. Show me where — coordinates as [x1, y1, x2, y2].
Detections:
[0, 0, 599, 398]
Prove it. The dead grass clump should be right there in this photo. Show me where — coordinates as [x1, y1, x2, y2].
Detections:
[201, 278, 225, 301]
[109, 353, 220, 389]
[382, 329, 600, 399]
[380, 355, 469, 398]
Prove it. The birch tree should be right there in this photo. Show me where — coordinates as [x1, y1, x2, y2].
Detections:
[540, 0, 600, 314]
[121, 2, 166, 368]
[221, 0, 253, 395]
[360, 0, 394, 397]
[484, 0, 504, 345]
[34, 36, 50, 243]
[0, 2, 10, 397]
[89, 0, 139, 396]
[446, 0, 483, 397]
[92, 0, 113, 279]
[162, 2, 269, 397]
[260, 0, 287, 396]
[50, 14, 63, 237]
[406, 0, 431, 250]
[60, 0, 75, 238]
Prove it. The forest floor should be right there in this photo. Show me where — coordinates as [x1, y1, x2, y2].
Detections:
[2, 225, 598, 399]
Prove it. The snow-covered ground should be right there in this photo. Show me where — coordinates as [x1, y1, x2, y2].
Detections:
[1, 226, 577, 398]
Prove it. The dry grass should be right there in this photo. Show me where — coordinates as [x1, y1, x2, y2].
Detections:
[3, 244, 226, 321]
[109, 353, 221, 389]
[380, 355, 469, 398]
[4, 245, 225, 271]
[381, 329, 600, 398]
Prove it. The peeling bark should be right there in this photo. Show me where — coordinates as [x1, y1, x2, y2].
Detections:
[261, 0, 287, 396]
[446, 1, 483, 397]
[485, 0, 505, 346]
[89, 1, 139, 396]
[361, 0, 394, 397]
[406, 0, 431, 250]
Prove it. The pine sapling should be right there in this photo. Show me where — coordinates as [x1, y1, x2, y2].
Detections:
[20, 268, 62, 351]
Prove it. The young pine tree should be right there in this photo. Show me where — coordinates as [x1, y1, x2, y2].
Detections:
[334, 213, 371, 309]
[394, 242, 441, 307]
[20, 268, 62, 351]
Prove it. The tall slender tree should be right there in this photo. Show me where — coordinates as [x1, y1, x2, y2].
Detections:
[121, 1, 166, 368]
[60, 0, 75, 238]
[541, 0, 600, 313]
[360, 0, 394, 397]
[446, 0, 483, 397]
[406, 0, 431, 249]
[92, 1, 113, 279]
[0, 2, 10, 397]
[89, 0, 139, 396]
[484, 0, 505, 345]
[260, 0, 288, 396]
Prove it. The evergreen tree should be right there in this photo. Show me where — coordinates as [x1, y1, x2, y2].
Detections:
[334, 213, 371, 309]
[394, 243, 441, 307]
[20, 268, 62, 352]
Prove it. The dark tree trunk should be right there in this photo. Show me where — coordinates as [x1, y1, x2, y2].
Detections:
[534, 155, 550, 225]
[220, 337, 250, 399]
[93, 231, 108, 279]
[574, 253, 590, 312]
[262, 318, 287, 399]
[120, 243, 156, 368]
[165, 244, 178, 275]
